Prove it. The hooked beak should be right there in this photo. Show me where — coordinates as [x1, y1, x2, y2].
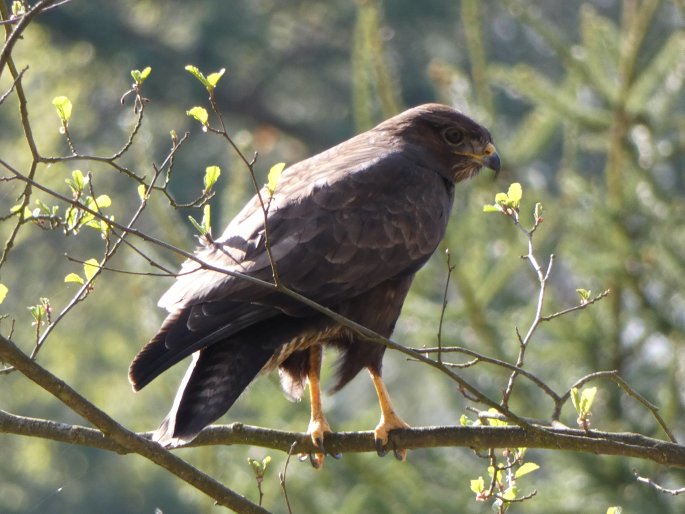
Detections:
[481, 142, 501, 176]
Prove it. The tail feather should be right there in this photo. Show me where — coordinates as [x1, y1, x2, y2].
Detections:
[153, 337, 276, 446]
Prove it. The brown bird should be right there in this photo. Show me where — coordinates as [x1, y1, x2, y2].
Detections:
[129, 103, 499, 467]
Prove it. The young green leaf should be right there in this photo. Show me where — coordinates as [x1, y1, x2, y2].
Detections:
[0, 283, 8, 304]
[469, 476, 485, 494]
[188, 215, 205, 235]
[201, 204, 211, 234]
[494, 192, 509, 205]
[11, 1, 26, 16]
[83, 259, 99, 281]
[28, 298, 50, 325]
[186, 106, 209, 126]
[571, 387, 581, 414]
[502, 485, 518, 501]
[514, 462, 540, 478]
[64, 273, 85, 285]
[11, 204, 32, 219]
[507, 182, 522, 208]
[606, 507, 623, 514]
[137, 184, 147, 201]
[206, 68, 226, 89]
[131, 66, 151, 85]
[185, 64, 209, 87]
[204, 165, 221, 192]
[576, 288, 591, 303]
[52, 96, 73, 123]
[66, 169, 86, 193]
[267, 162, 286, 195]
[534, 202, 544, 222]
[247, 455, 271, 479]
[483, 204, 501, 213]
[88, 195, 112, 210]
[580, 386, 597, 414]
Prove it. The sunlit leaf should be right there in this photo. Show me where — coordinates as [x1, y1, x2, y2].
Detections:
[52, 96, 72, 123]
[607, 507, 623, 514]
[507, 182, 522, 208]
[185, 64, 210, 88]
[514, 462, 540, 478]
[11, 204, 32, 219]
[83, 258, 99, 281]
[201, 204, 211, 233]
[204, 165, 221, 191]
[186, 106, 209, 125]
[483, 204, 501, 213]
[188, 215, 205, 235]
[534, 202, 544, 221]
[571, 387, 581, 414]
[267, 162, 286, 195]
[137, 184, 147, 201]
[576, 288, 591, 302]
[11, 1, 26, 16]
[64, 273, 85, 285]
[470, 476, 485, 494]
[502, 485, 518, 500]
[131, 66, 152, 85]
[0, 283, 8, 304]
[92, 195, 112, 209]
[206, 68, 226, 89]
[70, 169, 86, 192]
[580, 386, 597, 414]
[494, 192, 508, 205]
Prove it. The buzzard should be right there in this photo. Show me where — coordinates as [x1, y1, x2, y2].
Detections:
[129, 103, 499, 467]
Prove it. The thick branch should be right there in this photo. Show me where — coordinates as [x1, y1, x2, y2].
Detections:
[2, 411, 684, 469]
[0, 335, 268, 514]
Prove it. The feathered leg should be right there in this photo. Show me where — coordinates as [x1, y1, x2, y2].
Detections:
[369, 367, 410, 461]
[304, 344, 332, 469]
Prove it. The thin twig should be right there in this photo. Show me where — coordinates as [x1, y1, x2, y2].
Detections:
[634, 470, 685, 495]
[436, 248, 456, 363]
[417, 345, 562, 403]
[560, 370, 676, 443]
[279, 442, 298, 514]
[206, 93, 281, 285]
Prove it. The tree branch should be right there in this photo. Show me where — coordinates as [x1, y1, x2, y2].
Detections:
[2, 410, 684, 469]
[0, 334, 269, 514]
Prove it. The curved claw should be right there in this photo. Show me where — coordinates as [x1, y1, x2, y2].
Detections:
[375, 437, 389, 457]
[393, 447, 407, 462]
[309, 452, 324, 469]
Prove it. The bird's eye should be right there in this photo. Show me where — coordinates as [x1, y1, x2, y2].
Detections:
[442, 127, 463, 146]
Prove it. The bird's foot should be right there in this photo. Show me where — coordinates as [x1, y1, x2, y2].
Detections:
[300, 416, 335, 469]
[374, 412, 410, 461]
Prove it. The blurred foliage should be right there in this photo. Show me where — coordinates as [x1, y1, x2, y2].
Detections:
[1, 0, 685, 513]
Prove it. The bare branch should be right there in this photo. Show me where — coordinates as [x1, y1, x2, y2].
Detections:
[2, 409, 684, 469]
[0, 335, 269, 514]
[634, 470, 685, 496]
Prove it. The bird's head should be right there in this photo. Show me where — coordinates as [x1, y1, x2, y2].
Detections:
[385, 103, 500, 183]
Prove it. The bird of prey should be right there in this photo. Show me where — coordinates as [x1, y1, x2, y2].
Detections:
[129, 103, 499, 467]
